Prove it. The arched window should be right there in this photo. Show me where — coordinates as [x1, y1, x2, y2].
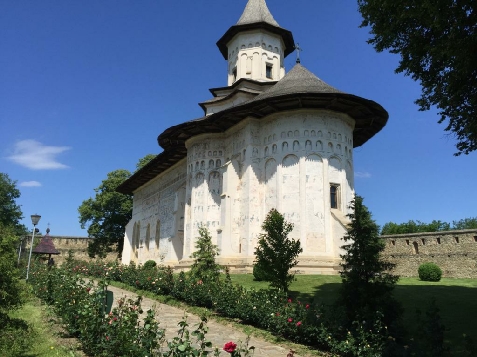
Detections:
[330, 184, 340, 209]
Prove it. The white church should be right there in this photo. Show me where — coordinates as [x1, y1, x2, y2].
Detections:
[117, 0, 388, 274]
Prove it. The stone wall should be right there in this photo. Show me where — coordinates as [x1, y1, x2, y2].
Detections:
[22, 235, 117, 265]
[382, 229, 477, 278]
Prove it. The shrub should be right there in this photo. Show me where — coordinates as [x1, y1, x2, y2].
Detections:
[254, 209, 302, 292]
[189, 226, 221, 282]
[143, 260, 157, 270]
[252, 264, 267, 281]
[418, 262, 442, 281]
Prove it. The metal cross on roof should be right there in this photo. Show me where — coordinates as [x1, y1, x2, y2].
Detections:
[294, 43, 303, 63]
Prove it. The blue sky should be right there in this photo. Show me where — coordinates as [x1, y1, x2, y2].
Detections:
[1, 1, 476, 237]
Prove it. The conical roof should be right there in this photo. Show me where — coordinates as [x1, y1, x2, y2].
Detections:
[251, 63, 343, 102]
[33, 228, 60, 255]
[217, 0, 294, 59]
[236, 0, 279, 26]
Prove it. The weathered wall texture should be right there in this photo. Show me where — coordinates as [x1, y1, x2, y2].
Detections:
[382, 229, 477, 278]
[123, 110, 355, 274]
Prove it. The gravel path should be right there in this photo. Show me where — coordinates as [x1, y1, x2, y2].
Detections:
[106, 285, 306, 357]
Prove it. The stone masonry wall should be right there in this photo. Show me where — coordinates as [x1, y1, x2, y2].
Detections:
[22, 235, 117, 265]
[382, 229, 477, 278]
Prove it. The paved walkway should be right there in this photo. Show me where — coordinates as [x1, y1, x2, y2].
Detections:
[106, 285, 308, 357]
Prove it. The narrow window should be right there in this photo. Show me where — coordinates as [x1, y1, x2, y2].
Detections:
[266, 64, 273, 79]
[232, 67, 237, 82]
[155, 220, 161, 250]
[145, 224, 150, 252]
[421, 238, 425, 245]
[436, 237, 441, 244]
[412, 242, 419, 254]
[454, 236, 459, 243]
[391, 240, 396, 246]
[406, 239, 410, 246]
[474, 236, 477, 242]
[330, 184, 340, 209]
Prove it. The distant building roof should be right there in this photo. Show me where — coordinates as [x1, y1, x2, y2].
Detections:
[33, 228, 60, 255]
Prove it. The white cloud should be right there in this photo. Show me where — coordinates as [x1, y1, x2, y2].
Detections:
[19, 181, 42, 187]
[7, 140, 71, 170]
[355, 171, 372, 178]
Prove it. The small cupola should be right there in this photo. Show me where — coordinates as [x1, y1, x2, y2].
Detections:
[217, 0, 294, 85]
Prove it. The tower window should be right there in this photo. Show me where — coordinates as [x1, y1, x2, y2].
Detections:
[266, 64, 273, 79]
[330, 184, 340, 209]
[232, 67, 237, 82]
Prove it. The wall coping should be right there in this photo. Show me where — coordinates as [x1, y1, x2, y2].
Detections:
[381, 229, 477, 239]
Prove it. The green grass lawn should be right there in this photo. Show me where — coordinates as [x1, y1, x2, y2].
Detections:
[231, 274, 477, 355]
[7, 298, 84, 357]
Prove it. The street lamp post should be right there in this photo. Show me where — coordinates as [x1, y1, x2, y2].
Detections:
[26, 214, 41, 280]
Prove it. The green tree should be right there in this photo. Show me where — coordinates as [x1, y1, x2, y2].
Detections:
[0, 173, 27, 235]
[0, 223, 27, 314]
[357, 0, 477, 155]
[134, 154, 155, 172]
[340, 196, 401, 328]
[381, 219, 451, 235]
[189, 225, 221, 282]
[79, 169, 132, 258]
[452, 217, 477, 230]
[78, 154, 154, 258]
[254, 209, 303, 292]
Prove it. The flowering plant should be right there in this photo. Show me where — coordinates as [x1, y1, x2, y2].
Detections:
[223, 341, 237, 353]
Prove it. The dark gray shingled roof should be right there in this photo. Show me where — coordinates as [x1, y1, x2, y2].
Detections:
[251, 63, 342, 101]
[216, 0, 294, 59]
[117, 63, 388, 195]
[236, 0, 280, 26]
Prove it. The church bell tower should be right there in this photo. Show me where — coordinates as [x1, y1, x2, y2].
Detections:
[217, 0, 295, 86]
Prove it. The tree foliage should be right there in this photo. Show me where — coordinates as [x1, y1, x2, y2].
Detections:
[189, 226, 221, 282]
[79, 170, 132, 258]
[134, 154, 155, 172]
[0, 173, 27, 235]
[340, 196, 401, 327]
[0, 174, 27, 314]
[452, 217, 477, 230]
[254, 209, 303, 292]
[358, 0, 477, 155]
[381, 217, 477, 235]
[381, 220, 450, 235]
[0, 223, 27, 314]
[78, 154, 154, 258]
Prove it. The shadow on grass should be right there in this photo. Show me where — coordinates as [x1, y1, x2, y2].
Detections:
[289, 282, 477, 356]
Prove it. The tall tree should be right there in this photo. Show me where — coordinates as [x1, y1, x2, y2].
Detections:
[358, 0, 477, 155]
[78, 154, 154, 258]
[78, 169, 132, 258]
[0, 173, 27, 235]
[339, 196, 401, 328]
[254, 209, 302, 293]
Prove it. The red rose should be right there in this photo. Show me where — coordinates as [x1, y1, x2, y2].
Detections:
[296, 321, 302, 326]
[223, 341, 237, 353]
[305, 304, 310, 309]
[287, 298, 292, 303]
[288, 318, 293, 322]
